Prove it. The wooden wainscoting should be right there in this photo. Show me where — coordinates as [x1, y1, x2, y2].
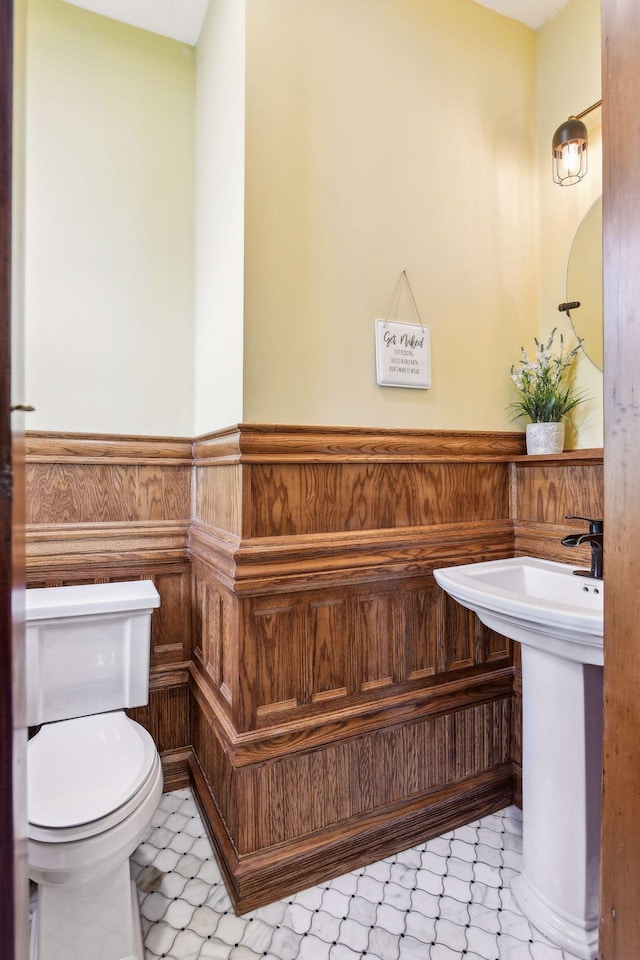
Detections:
[25, 432, 194, 787]
[509, 447, 604, 803]
[189, 425, 524, 911]
[511, 449, 604, 563]
[24, 426, 604, 913]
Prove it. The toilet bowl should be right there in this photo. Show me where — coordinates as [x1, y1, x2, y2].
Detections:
[26, 581, 162, 960]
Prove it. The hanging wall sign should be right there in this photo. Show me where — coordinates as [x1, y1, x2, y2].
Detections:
[375, 320, 431, 389]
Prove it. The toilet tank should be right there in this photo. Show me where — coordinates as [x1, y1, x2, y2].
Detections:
[25, 580, 161, 726]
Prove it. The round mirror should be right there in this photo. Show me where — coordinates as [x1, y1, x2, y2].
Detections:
[566, 196, 603, 370]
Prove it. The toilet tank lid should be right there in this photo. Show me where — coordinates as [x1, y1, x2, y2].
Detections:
[26, 580, 160, 622]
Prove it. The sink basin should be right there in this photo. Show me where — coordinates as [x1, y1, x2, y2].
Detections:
[434, 555, 604, 960]
[433, 556, 603, 664]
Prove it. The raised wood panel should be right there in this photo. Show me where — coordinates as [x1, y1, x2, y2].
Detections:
[194, 572, 237, 708]
[403, 584, 438, 682]
[26, 564, 192, 672]
[355, 592, 394, 691]
[195, 575, 220, 680]
[439, 591, 476, 672]
[308, 598, 350, 704]
[192, 566, 238, 711]
[149, 566, 192, 665]
[192, 572, 205, 662]
[26, 462, 191, 525]
[193, 463, 244, 538]
[481, 625, 511, 664]
[513, 462, 603, 524]
[249, 596, 301, 719]
[220, 592, 236, 707]
[248, 462, 512, 537]
[198, 557, 518, 737]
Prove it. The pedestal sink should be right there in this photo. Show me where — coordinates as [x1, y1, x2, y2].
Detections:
[433, 556, 603, 960]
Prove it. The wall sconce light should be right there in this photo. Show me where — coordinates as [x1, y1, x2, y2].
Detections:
[552, 100, 602, 186]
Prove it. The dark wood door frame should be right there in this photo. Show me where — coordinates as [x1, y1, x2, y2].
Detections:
[600, 0, 640, 956]
[0, 2, 20, 959]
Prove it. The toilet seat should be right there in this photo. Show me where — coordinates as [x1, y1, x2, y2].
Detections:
[28, 710, 159, 841]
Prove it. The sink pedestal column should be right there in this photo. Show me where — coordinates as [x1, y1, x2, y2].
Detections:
[511, 645, 603, 960]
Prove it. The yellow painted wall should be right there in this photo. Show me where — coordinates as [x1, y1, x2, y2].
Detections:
[537, 0, 602, 449]
[21, 0, 602, 444]
[242, 0, 538, 430]
[12, 0, 27, 412]
[24, 0, 195, 436]
[194, 0, 245, 435]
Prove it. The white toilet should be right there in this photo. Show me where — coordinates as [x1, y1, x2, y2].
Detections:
[26, 580, 163, 960]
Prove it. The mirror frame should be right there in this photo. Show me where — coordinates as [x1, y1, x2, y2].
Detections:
[566, 195, 603, 372]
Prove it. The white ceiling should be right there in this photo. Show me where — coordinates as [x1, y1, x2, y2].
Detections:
[474, 0, 570, 29]
[61, 0, 570, 46]
[60, 0, 209, 45]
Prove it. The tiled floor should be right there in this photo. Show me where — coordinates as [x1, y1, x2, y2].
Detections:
[132, 790, 583, 960]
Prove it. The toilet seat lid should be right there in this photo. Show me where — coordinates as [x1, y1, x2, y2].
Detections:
[28, 711, 158, 828]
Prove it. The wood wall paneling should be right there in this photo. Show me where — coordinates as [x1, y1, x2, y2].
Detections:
[511, 455, 603, 565]
[191, 564, 238, 715]
[247, 462, 513, 537]
[357, 590, 395, 690]
[24, 427, 604, 915]
[26, 462, 191, 525]
[193, 464, 244, 539]
[25, 433, 193, 786]
[513, 462, 604, 524]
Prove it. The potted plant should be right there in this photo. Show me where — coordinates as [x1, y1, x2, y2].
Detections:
[510, 328, 586, 454]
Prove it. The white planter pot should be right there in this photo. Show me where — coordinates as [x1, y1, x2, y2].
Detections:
[526, 421, 565, 455]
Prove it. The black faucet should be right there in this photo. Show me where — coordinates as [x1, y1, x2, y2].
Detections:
[561, 516, 604, 579]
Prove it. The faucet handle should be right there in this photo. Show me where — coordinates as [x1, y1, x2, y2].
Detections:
[565, 515, 604, 535]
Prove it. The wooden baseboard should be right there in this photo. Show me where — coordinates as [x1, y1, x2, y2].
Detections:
[188, 756, 514, 914]
[512, 763, 522, 809]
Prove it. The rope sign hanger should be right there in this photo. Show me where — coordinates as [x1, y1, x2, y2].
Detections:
[382, 269, 425, 332]
[374, 271, 431, 390]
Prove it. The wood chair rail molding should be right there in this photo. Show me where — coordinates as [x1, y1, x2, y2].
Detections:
[25, 427, 604, 469]
[189, 519, 516, 594]
[25, 431, 192, 464]
[192, 423, 527, 464]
